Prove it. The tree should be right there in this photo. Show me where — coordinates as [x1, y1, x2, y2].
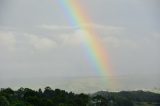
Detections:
[0, 96, 10, 106]
[92, 95, 108, 106]
[44, 86, 54, 98]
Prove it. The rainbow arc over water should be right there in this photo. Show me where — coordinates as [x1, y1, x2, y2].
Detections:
[58, 0, 117, 89]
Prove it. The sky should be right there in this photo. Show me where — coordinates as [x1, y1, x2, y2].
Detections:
[0, 0, 160, 93]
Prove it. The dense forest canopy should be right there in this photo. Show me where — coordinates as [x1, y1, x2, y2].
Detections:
[0, 87, 160, 106]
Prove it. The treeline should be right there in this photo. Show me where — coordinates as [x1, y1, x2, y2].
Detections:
[92, 90, 160, 106]
[0, 87, 160, 106]
[0, 87, 89, 106]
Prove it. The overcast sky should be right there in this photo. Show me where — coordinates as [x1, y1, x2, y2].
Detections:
[0, 0, 160, 92]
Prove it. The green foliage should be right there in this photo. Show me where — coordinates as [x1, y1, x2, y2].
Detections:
[0, 87, 159, 106]
[0, 95, 10, 106]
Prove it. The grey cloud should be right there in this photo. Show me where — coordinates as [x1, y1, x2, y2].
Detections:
[0, 0, 159, 92]
[0, 31, 16, 51]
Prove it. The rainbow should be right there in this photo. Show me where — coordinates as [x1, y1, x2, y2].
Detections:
[58, 0, 116, 88]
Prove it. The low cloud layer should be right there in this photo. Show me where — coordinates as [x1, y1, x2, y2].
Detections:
[0, 24, 159, 79]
